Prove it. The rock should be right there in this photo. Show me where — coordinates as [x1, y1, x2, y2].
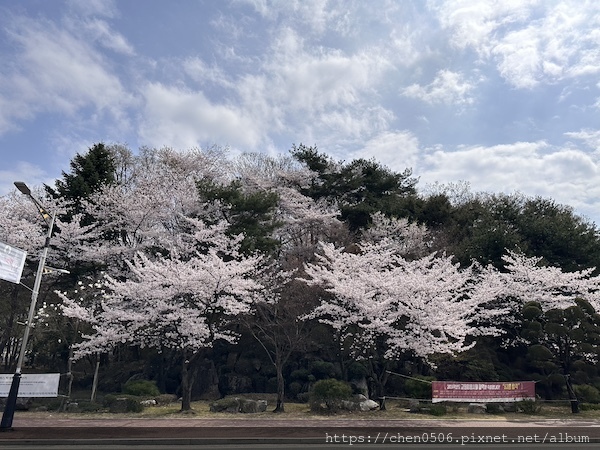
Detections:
[408, 399, 420, 413]
[340, 398, 380, 411]
[502, 402, 517, 412]
[341, 400, 356, 411]
[358, 399, 379, 411]
[109, 398, 129, 413]
[240, 399, 267, 413]
[66, 402, 79, 412]
[467, 403, 487, 414]
[210, 397, 268, 413]
[141, 399, 157, 406]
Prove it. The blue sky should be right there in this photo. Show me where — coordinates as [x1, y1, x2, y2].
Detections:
[1, 0, 600, 223]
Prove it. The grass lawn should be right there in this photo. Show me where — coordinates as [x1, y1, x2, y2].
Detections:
[20, 396, 600, 421]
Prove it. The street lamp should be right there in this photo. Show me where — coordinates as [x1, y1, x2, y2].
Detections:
[0, 182, 56, 431]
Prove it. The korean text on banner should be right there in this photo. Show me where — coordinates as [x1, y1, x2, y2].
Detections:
[0, 373, 60, 398]
[432, 381, 536, 403]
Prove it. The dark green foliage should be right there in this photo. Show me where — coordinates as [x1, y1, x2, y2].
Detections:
[310, 360, 338, 380]
[197, 179, 280, 254]
[103, 394, 145, 413]
[574, 385, 600, 403]
[288, 381, 304, 398]
[290, 369, 311, 382]
[290, 144, 418, 231]
[46, 142, 116, 218]
[428, 404, 447, 416]
[123, 379, 160, 397]
[309, 378, 352, 412]
[432, 346, 501, 382]
[436, 193, 600, 271]
[347, 362, 368, 380]
[517, 400, 542, 414]
[521, 299, 600, 376]
[154, 394, 178, 405]
[485, 403, 503, 414]
[580, 403, 600, 411]
[419, 194, 453, 228]
[404, 376, 435, 399]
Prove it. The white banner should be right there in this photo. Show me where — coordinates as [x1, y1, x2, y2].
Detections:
[0, 241, 27, 284]
[0, 373, 60, 397]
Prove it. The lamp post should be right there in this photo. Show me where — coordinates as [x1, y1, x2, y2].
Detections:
[1, 182, 56, 431]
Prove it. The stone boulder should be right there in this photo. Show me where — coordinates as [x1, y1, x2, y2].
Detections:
[210, 397, 268, 414]
[467, 403, 487, 414]
[340, 395, 380, 411]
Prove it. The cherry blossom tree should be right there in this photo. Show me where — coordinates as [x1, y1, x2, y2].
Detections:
[77, 147, 228, 269]
[360, 212, 431, 258]
[303, 239, 504, 399]
[476, 250, 600, 314]
[241, 268, 318, 413]
[64, 225, 264, 411]
[229, 151, 345, 265]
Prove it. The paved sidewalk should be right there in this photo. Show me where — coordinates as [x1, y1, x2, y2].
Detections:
[1, 416, 600, 445]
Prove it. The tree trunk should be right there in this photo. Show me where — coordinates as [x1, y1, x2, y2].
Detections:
[181, 352, 193, 411]
[273, 361, 285, 413]
[90, 353, 100, 402]
[180, 350, 200, 412]
[62, 346, 75, 411]
[565, 374, 579, 414]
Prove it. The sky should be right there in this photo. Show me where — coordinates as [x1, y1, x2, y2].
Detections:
[1, 0, 600, 224]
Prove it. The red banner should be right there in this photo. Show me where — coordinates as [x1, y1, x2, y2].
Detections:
[432, 381, 536, 403]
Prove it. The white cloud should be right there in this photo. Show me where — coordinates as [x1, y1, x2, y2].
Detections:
[420, 141, 600, 219]
[0, 14, 134, 135]
[183, 57, 233, 88]
[432, 0, 600, 88]
[402, 70, 475, 105]
[80, 18, 135, 55]
[234, 0, 340, 35]
[66, 0, 118, 18]
[564, 129, 600, 152]
[431, 0, 536, 52]
[351, 131, 421, 172]
[138, 83, 263, 150]
[0, 162, 51, 198]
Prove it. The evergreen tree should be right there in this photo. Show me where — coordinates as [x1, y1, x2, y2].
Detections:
[197, 179, 281, 255]
[47, 143, 116, 212]
[290, 144, 418, 231]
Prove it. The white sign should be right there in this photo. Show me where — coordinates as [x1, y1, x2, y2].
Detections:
[0, 241, 27, 284]
[0, 373, 60, 397]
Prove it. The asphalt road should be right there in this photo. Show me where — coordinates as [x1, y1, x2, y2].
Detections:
[1, 416, 598, 448]
[0, 444, 599, 450]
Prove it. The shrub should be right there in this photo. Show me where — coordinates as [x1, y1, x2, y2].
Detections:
[154, 394, 178, 406]
[580, 403, 600, 411]
[574, 384, 600, 404]
[517, 400, 542, 414]
[124, 397, 144, 413]
[297, 392, 310, 403]
[288, 381, 304, 398]
[347, 362, 368, 380]
[290, 369, 310, 382]
[404, 376, 435, 399]
[485, 403, 503, 414]
[310, 361, 337, 380]
[123, 380, 160, 397]
[103, 394, 144, 413]
[428, 404, 447, 416]
[310, 379, 352, 412]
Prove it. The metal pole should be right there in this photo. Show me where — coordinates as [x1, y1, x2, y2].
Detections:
[1, 210, 55, 431]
